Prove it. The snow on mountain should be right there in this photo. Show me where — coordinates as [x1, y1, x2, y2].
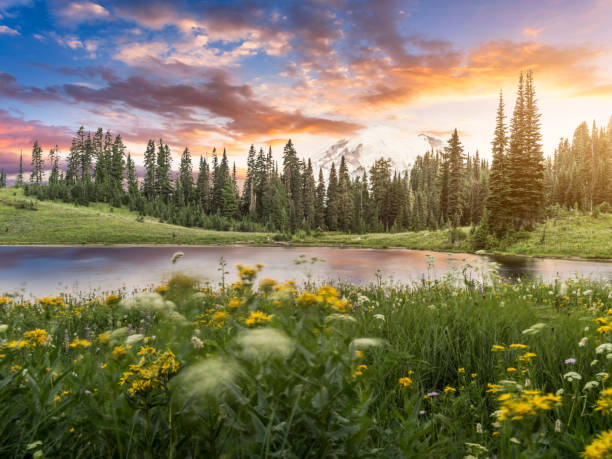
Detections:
[314, 128, 444, 177]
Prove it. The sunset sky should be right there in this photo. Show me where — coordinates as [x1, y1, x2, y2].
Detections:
[1, 0, 612, 177]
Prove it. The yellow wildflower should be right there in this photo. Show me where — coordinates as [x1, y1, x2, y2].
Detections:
[582, 430, 612, 458]
[244, 311, 272, 326]
[399, 377, 413, 388]
[509, 343, 528, 349]
[444, 386, 457, 393]
[491, 345, 506, 351]
[69, 339, 92, 349]
[594, 388, 612, 415]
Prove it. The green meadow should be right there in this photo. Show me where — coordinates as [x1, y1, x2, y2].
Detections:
[0, 265, 611, 457]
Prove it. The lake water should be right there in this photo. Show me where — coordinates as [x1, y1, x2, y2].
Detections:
[1, 245, 611, 298]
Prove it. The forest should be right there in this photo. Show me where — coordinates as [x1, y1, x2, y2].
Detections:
[2, 70, 611, 245]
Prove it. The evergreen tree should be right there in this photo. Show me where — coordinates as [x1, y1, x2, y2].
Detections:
[177, 147, 193, 205]
[142, 139, 157, 201]
[126, 153, 139, 197]
[155, 140, 172, 203]
[315, 167, 326, 229]
[16, 150, 24, 187]
[522, 70, 545, 222]
[486, 91, 509, 235]
[30, 140, 44, 184]
[445, 129, 465, 226]
[195, 156, 211, 212]
[0, 169, 6, 188]
[303, 159, 316, 229]
[326, 162, 339, 230]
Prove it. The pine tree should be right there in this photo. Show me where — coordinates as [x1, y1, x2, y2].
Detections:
[155, 140, 172, 203]
[48, 146, 59, 186]
[315, 167, 326, 229]
[195, 156, 211, 212]
[522, 70, 545, 222]
[16, 150, 24, 187]
[337, 156, 353, 232]
[142, 139, 157, 200]
[326, 162, 339, 230]
[177, 147, 193, 205]
[0, 169, 6, 188]
[30, 140, 44, 184]
[303, 159, 316, 229]
[486, 90, 509, 235]
[445, 129, 465, 226]
[126, 153, 139, 197]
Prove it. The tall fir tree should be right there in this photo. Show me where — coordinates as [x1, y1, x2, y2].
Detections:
[30, 140, 44, 184]
[445, 129, 465, 226]
[142, 139, 157, 200]
[486, 90, 509, 235]
[16, 150, 24, 187]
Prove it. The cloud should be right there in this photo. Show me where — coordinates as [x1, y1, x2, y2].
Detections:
[55, 1, 109, 22]
[0, 24, 19, 35]
[0, 109, 72, 173]
[523, 27, 543, 38]
[0, 72, 62, 102]
[57, 70, 363, 137]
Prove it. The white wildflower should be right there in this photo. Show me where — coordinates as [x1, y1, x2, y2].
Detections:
[583, 381, 599, 391]
[579, 337, 588, 347]
[236, 328, 293, 360]
[0, 324, 8, 333]
[563, 371, 582, 382]
[373, 313, 385, 322]
[595, 343, 612, 354]
[175, 357, 238, 398]
[350, 338, 384, 352]
[120, 292, 175, 314]
[191, 336, 203, 350]
[522, 322, 547, 335]
[325, 314, 358, 324]
[126, 334, 144, 345]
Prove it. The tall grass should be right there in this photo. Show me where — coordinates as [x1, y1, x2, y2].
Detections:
[0, 266, 610, 457]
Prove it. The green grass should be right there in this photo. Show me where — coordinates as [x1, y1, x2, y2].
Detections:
[0, 187, 270, 245]
[0, 269, 610, 457]
[1, 187, 611, 259]
[501, 213, 612, 259]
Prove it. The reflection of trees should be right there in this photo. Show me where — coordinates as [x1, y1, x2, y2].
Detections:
[488, 254, 538, 281]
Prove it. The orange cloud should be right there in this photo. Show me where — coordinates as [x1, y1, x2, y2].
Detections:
[523, 27, 543, 38]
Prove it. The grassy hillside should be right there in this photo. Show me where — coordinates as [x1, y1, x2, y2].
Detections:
[0, 188, 269, 245]
[1, 187, 611, 259]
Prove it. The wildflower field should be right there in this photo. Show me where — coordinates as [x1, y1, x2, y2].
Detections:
[0, 265, 611, 458]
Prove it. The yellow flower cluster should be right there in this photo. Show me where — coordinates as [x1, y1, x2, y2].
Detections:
[353, 364, 368, 378]
[6, 328, 49, 350]
[594, 388, 612, 415]
[119, 346, 180, 396]
[244, 310, 271, 326]
[582, 430, 612, 459]
[36, 296, 66, 307]
[296, 286, 349, 313]
[154, 285, 169, 294]
[594, 315, 612, 334]
[69, 339, 92, 349]
[0, 296, 13, 305]
[105, 294, 121, 306]
[496, 390, 562, 422]
[195, 309, 229, 328]
[398, 377, 413, 388]
[112, 345, 128, 359]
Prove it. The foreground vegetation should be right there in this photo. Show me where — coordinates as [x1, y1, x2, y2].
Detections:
[2, 187, 612, 259]
[0, 261, 611, 457]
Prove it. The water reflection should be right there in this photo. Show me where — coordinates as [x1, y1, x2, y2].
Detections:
[0, 245, 610, 298]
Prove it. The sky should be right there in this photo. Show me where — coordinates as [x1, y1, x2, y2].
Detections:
[1, 0, 612, 178]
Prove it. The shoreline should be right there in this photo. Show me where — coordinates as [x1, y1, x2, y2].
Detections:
[1, 241, 611, 263]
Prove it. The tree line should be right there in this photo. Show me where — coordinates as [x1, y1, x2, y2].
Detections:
[5, 71, 610, 240]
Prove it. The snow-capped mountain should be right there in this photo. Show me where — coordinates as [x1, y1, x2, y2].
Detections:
[314, 128, 443, 176]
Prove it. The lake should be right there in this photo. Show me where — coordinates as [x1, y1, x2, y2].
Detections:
[1, 245, 611, 298]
